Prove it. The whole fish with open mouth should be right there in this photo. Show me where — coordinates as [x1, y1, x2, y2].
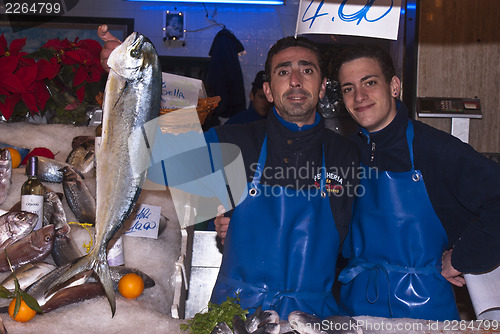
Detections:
[61, 165, 96, 224]
[0, 149, 12, 205]
[0, 224, 55, 271]
[48, 32, 161, 316]
[0, 211, 38, 249]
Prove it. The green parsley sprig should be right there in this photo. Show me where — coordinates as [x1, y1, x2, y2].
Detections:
[180, 296, 248, 334]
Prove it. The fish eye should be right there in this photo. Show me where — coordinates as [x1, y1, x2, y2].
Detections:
[130, 49, 141, 58]
[45, 235, 52, 242]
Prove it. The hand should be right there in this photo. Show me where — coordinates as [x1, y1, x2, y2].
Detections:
[441, 249, 465, 287]
[97, 24, 122, 72]
[215, 205, 230, 245]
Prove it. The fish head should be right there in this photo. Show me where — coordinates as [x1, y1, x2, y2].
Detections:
[107, 32, 158, 81]
[6, 211, 38, 231]
[31, 224, 55, 251]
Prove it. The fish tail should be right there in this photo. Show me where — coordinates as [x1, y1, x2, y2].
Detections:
[95, 250, 116, 317]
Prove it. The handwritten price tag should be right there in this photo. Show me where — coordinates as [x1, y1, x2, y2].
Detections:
[124, 204, 161, 239]
[296, 0, 402, 40]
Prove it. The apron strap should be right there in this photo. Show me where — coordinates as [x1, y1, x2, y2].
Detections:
[338, 258, 441, 317]
[218, 275, 331, 311]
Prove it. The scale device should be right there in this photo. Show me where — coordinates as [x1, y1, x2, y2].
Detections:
[417, 97, 481, 118]
[417, 97, 482, 143]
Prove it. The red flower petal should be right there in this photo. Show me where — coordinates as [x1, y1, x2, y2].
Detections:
[9, 37, 27, 55]
[76, 85, 85, 102]
[0, 34, 7, 56]
[0, 94, 21, 120]
[21, 91, 39, 113]
[73, 66, 88, 87]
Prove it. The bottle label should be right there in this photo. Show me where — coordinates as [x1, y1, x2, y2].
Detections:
[107, 235, 125, 266]
[21, 195, 44, 230]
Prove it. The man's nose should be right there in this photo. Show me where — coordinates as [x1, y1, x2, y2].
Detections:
[354, 87, 367, 102]
[289, 70, 302, 88]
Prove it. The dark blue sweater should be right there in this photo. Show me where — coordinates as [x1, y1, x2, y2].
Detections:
[349, 102, 500, 273]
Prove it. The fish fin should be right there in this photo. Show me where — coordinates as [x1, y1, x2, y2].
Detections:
[47, 252, 94, 293]
[95, 251, 116, 317]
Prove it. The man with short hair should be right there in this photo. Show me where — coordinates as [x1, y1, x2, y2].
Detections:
[208, 36, 358, 318]
[333, 43, 500, 321]
[225, 71, 273, 124]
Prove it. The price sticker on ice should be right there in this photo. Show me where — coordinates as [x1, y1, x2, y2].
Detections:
[124, 204, 161, 239]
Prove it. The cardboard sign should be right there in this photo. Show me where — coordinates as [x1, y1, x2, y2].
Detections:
[295, 0, 402, 40]
[124, 204, 161, 239]
[161, 72, 205, 110]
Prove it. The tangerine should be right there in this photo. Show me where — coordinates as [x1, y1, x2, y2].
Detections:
[118, 273, 144, 299]
[8, 297, 37, 322]
[5, 147, 21, 169]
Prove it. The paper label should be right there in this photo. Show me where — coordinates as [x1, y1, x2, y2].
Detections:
[161, 72, 203, 110]
[124, 204, 161, 239]
[21, 194, 44, 230]
[296, 0, 402, 40]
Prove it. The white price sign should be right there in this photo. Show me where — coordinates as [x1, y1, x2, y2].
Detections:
[295, 0, 402, 40]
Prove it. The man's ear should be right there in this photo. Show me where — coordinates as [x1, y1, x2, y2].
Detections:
[390, 76, 401, 97]
[263, 82, 274, 103]
[319, 77, 327, 99]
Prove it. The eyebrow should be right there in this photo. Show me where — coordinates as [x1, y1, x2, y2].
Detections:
[273, 60, 318, 73]
[340, 74, 380, 88]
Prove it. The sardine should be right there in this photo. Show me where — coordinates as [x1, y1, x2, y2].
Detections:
[288, 311, 325, 334]
[61, 165, 96, 224]
[48, 32, 162, 316]
[245, 306, 280, 333]
[29, 156, 82, 183]
[0, 262, 56, 291]
[71, 136, 95, 150]
[0, 224, 55, 271]
[22, 264, 154, 313]
[0, 149, 12, 205]
[210, 322, 233, 334]
[0, 211, 38, 249]
[66, 144, 95, 175]
[43, 189, 68, 233]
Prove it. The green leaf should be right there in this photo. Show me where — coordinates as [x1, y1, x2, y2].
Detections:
[19, 290, 43, 314]
[0, 285, 14, 299]
[13, 296, 21, 318]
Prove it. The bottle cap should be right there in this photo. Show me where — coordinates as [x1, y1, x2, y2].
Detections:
[26, 156, 38, 176]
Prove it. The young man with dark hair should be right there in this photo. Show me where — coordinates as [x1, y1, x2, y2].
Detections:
[333, 43, 500, 321]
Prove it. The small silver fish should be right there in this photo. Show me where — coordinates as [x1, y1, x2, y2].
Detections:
[0, 211, 38, 249]
[288, 311, 326, 334]
[210, 322, 233, 334]
[0, 262, 56, 291]
[49, 32, 162, 317]
[245, 306, 280, 333]
[61, 165, 96, 224]
[0, 149, 12, 205]
[66, 144, 95, 175]
[0, 224, 55, 272]
[29, 156, 82, 183]
[43, 189, 68, 233]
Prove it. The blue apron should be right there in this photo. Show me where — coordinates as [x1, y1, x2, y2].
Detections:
[338, 121, 459, 321]
[210, 136, 340, 319]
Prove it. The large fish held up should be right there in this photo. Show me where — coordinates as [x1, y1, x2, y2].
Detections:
[48, 32, 162, 316]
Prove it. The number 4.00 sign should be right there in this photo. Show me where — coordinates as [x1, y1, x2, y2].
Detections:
[295, 0, 402, 40]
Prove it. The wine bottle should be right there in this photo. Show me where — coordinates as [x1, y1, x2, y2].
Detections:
[21, 156, 45, 230]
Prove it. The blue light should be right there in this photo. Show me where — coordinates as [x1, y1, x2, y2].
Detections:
[125, 0, 284, 4]
[407, 2, 417, 10]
